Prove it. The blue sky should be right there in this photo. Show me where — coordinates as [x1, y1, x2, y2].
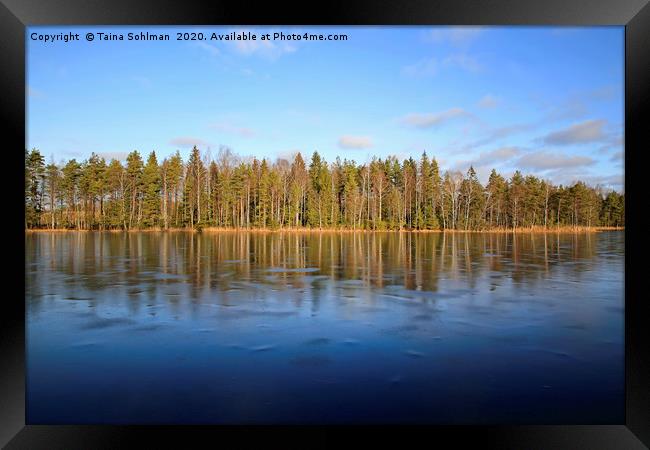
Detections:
[27, 26, 624, 190]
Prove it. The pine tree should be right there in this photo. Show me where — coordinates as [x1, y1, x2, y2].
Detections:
[167, 151, 184, 228]
[509, 171, 525, 229]
[460, 166, 483, 230]
[126, 151, 144, 229]
[419, 152, 433, 229]
[84, 153, 107, 229]
[257, 158, 271, 227]
[184, 146, 205, 228]
[308, 151, 330, 229]
[105, 159, 126, 229]
[25, 149, 46, 228]
[289, 153, 307, 227]
[370, 158, 387, 229]
[61, 159, 82, 229]
[486, 169, 506, 228]
[142, 151, 161, 227]
[44, 160, 61, 229]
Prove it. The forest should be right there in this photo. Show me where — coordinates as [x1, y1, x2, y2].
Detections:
[24, 146, 624, 231]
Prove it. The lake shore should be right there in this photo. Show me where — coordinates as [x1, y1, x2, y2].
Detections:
[25, 226, 624, 234]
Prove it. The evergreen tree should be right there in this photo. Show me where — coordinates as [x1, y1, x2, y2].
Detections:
[126, 151, 144, 229]
[418, 152, 433, 229]
[44, 160, 61, 229]
[342, 160, 360, 228]
[25, 149, 46, 228]
[142, 151, 161, 227]
[509, 171, 525, 229]
[25, 146, 624, 232]
[256, 158, 271, 227]
[105, 158, 126, 229]
[485, 169, 507, 228]
[600, 191, 624, 227]
[184, 146, 205, 228]
[289, 153, 307, 227]
[61, 159, 82, 229]
[307, 151, 331, 229]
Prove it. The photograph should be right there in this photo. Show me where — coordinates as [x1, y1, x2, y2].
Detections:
[24, 25, 625, 425]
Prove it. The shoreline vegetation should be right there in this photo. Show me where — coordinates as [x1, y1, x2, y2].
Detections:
[25, 146, 624, 232]
[26, 226, 624, 234]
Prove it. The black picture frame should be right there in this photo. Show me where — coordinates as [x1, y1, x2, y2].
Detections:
[2, 0, 649, 448]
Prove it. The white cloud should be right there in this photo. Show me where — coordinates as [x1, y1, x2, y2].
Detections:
[169, 137, 209, 148]
[546, 171, 623, 191]
[478, 94, 499, 108]
[479, 146, 521, 162]
[609, 150, 624, 163]
[539, 87, 619, 124]
[275, 149, 302, 163]
[399, 108, 471, 129]
[542, 119, 608, 145]
[452, 147, 521, 174]
[98, 151, 130, 161]
[464, 123, 534, 151]
[596, 134, 623, 154]
[402, 58, 437, 77]
[516, 151, 595, 170]
[338, 135, 373, 149]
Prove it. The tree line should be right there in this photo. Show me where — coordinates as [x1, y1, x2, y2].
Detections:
[25, 146, 624, 231]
